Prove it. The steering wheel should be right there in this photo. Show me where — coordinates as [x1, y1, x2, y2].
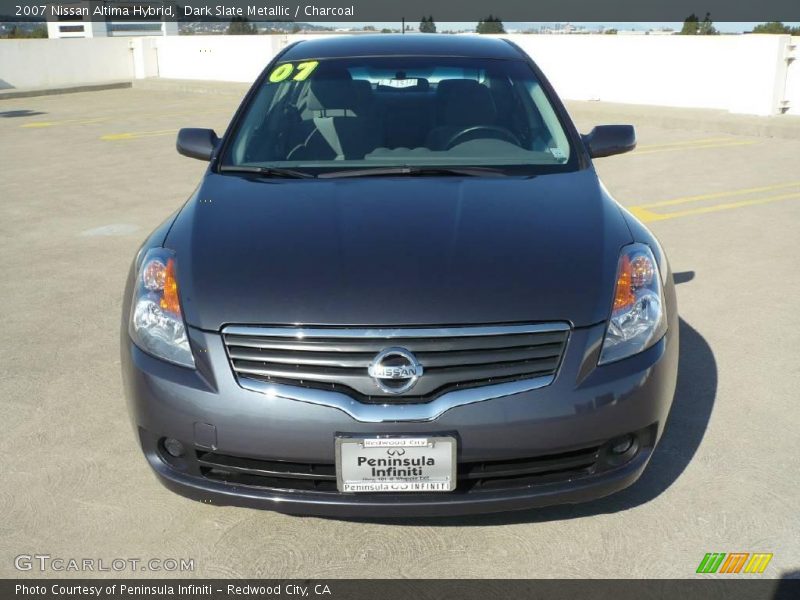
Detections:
[444, 126, 522, 150]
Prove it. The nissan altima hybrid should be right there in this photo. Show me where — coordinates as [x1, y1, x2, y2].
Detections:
[121, 35, 679, 517]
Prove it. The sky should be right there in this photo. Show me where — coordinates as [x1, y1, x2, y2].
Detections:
[315, 22, 800, 33]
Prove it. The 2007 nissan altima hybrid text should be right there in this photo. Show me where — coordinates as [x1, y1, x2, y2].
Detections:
[120, 35, 679, 517]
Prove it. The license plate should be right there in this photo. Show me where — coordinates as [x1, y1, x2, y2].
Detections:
[335, 436, 457, 493]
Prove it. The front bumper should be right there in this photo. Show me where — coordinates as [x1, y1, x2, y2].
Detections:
[121, 319, 678, 517]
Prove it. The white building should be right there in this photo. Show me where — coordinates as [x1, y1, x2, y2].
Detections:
[47, 1, 178, 38]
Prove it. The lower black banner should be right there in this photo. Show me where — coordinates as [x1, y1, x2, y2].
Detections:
[3, 579, 800, 600]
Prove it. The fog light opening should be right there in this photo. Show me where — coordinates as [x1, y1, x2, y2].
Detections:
[163, 437, 185, 458]
[611, 434, 635, 455]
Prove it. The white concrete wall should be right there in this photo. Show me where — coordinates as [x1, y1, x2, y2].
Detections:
[509, 34, 739, 109]
[504, 34, 792, 116]
[2, 33, 798, 117]
[727, 35, 790, 115]
[132, 37, 159, 79]
[152, 34, 339, 82]
[154, 35, 280, 82]
[0, 38, 133, 89]
[149, 33, 794, 116]
[785, 37, 800, 116]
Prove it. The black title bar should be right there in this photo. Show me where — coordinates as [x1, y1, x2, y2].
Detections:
[3, 0, 800, 23]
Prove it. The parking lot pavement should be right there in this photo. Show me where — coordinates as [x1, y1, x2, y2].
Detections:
[1, 88, 798, 579]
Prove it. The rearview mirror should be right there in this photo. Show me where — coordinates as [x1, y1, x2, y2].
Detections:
[176, 128, 219, 161]
[582, 125, 636, 159]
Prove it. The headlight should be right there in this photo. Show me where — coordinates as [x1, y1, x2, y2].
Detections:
[128, 248, 195, 368]
[599, 243, 667, 365]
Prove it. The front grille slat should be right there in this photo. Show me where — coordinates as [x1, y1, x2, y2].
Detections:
[459, 448, 599, 479]
[223, 323, 569, 403]
[413, 343, 564, 367]
[226, 343, 563, 369]
[425, 356, 560, 378]
[232, 362, 371, 390]
[224, 331, 567, 353]
[227, 347, 373, 368]
[196, 445, 599, 494]
[197, 452, 336, 480]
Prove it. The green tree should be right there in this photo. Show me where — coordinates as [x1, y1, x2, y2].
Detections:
[6, 25, 47, 38]
[476, 15, 505, 34]
[698, 12, 717, 35]
[752, 22, 788, 33]
[604, 28, 618, 35]
[751, 21, 800, 34]
[226, 17, 256, 35]
[419, 16, 436, 33]
[680, 13, 699, 35]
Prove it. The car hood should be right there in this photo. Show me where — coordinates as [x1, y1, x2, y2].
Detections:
[166, 169, 632, 330]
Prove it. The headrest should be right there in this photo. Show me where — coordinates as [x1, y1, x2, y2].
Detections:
[351, 79, 371, 94]
[306, 68, 355, 113]
[436, 80, 497, 126]
[351, 80, 373, 102]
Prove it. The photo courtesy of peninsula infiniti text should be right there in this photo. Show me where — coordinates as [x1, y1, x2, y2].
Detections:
[120, 35, 679, 517]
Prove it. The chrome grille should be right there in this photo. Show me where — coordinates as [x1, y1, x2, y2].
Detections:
[222, 323, 569, 402]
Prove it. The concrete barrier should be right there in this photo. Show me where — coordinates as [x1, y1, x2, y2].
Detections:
[153, 35, 278, 82]
[0, 38, 134, 90]
[504, 34, 792, 116]
[785, 37, 800, 115]
[142, 33, 794, 117]
[151, 34, 340, 82]
[0, 33, 798, 117]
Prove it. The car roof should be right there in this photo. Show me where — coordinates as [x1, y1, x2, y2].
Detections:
[279, 34, 524, 61]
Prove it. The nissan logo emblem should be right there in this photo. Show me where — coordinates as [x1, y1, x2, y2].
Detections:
[367, 347, 423, 395]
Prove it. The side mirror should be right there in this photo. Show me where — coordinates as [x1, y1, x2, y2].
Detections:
[582, 125, 636, 159]
[176, 128, 219, 161]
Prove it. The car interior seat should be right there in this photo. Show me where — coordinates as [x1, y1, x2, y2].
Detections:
[288, 69, 380, 160]
[425, 79, 499, 150]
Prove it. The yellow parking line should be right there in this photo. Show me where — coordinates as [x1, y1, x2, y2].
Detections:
[22, 117, 110, 128]
[101, 129, 177, 141]
[634, 139, 757, 155]
[630, 191, 800, 222]
[23, 108, 229, 129]
[636, 137, 732, 150]
[637, 181, 800, 209]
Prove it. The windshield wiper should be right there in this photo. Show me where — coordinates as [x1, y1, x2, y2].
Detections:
[318, 166, 508, 179]
[218, 165, 316, 179]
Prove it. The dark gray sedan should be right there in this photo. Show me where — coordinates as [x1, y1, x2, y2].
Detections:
[121, 35, 678, 516]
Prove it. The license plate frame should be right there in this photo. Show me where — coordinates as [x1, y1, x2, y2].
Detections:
[335, 435, 457, 493]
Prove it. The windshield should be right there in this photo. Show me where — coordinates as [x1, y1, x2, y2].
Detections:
[221, 56, 576, 175]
